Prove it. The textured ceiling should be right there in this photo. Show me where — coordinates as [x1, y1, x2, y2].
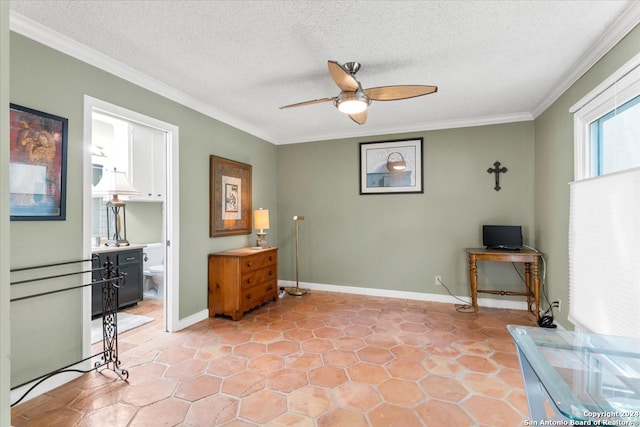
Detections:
[8, 1, 640, 144]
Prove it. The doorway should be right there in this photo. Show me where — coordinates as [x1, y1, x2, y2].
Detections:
[82, 96, 180, 357]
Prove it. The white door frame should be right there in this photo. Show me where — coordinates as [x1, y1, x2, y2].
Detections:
[82, 95, 180, 355]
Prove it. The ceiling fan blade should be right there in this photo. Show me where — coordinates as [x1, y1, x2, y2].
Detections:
[349, 110, 367, 125]
[279, 97, 335, 109]
[365, 85, 438, 101]
[328, 60, 359, 92]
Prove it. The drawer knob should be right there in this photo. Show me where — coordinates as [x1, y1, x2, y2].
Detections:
[247, 261, 252, 267]
[216, 283, 220, 289]
[269, 256, 273, 261]
[246, 293, 252, 299]
[247, 278, 252, 284]
[268, 270, 273, 276]
[267, 285, 273, 291]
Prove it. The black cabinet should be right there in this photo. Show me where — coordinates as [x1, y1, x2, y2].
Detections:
[92, 248, 144, 316]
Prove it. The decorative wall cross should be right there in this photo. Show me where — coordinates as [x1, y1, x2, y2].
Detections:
[487, 161, 508, 191]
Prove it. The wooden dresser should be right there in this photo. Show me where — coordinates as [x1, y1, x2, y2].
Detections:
[208, 247, 278, 320]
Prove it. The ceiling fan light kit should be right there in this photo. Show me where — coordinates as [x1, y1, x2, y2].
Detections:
[335, 91, 370, 114]
[280, 60, 438, 125]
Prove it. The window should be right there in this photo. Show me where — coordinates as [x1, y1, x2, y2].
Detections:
[572, 53, 640, 180]
[590, 94, 640, 176]
[569, 53, 640, 339]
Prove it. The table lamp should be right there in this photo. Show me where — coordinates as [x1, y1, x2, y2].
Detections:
[93, 168, 140, 246]
[254, 208, 270, 248]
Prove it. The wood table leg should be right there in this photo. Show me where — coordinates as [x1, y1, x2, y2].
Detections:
[468, 254, 478, 316]
[524, 262, 532, 314]
[532, 259, 541, 320]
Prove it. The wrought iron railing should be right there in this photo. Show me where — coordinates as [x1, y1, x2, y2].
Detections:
[9, 255, 129, 406]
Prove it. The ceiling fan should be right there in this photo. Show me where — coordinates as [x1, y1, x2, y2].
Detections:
[279, 60, 437, 125]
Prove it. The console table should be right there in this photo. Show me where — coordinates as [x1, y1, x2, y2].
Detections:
[466, 248, 542, 320]
[508, 325, 640, 424]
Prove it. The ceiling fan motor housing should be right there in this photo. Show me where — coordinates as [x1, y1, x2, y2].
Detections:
[342, 61, 361, 75]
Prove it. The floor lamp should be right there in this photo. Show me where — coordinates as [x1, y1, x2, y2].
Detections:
[287, 215, 309, 296]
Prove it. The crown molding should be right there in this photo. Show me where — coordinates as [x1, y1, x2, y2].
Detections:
[9, 11, 277, 144]
[274, 112, 534, 145]
[531, 2, 640, 118]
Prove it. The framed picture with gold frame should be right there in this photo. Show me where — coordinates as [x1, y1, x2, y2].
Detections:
[210, 155, 252, 237]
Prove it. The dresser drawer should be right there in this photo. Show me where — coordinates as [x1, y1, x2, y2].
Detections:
[240, 251, 277, 274]
[240, 280, 278, 312]
[241, 266, 277, 290]
[117, 250, 142, 266]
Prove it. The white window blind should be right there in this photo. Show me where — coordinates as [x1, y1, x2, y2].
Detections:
[568, 167, 640, 339]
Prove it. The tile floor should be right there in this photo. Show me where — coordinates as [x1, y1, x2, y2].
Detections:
[11, 290, 536, 426]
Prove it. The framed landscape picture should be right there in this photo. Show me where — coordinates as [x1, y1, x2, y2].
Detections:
[359, 138, 423, 194]
[9, 104, 68, 220]
[210, 155, 252, 237]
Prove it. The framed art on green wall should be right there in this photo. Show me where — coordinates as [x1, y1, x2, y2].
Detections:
[209, 155, 252, 237]
[359, 138, 423, 194]
[9, 104, 68, 220]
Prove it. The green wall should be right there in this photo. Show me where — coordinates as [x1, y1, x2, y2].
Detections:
[8, 33, 277, 387]
[534, 23, 640, 329]
[126, 202, 164, 244]
[1, 2, 12, 424]
[276, 123, 535, 298]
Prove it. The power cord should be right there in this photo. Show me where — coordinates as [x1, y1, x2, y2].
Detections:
[515, 244, 559, 325]
[436, 276, 475, 313]
[537, 301, 558, 328]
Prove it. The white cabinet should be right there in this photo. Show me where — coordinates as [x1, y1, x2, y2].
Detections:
[129, 124, 166, 201]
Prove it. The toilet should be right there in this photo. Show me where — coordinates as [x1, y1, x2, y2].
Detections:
[143, 243, 165, 299]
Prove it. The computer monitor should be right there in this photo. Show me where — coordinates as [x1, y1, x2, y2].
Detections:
[482, 225, 522, 250]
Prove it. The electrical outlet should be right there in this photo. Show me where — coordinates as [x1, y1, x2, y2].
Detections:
[435, 275, 442, 286]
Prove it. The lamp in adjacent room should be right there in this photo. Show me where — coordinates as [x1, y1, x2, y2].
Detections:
[254, 208, 270, 248]
[93, 168, 140, 247]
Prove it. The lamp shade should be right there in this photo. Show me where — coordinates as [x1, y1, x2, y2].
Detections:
[93, 168, 140, 197]
[254, 208, 270, 231]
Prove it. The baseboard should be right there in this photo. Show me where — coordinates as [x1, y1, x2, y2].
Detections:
[174, 281, 527, 332]
[176, 308, 209, 331]
[277, 280, 528, 311]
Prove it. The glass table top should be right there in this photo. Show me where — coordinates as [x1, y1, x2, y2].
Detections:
[508, 325, 640, 425]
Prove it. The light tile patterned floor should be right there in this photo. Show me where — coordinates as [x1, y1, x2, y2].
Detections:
[11, 291, 536, 426]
